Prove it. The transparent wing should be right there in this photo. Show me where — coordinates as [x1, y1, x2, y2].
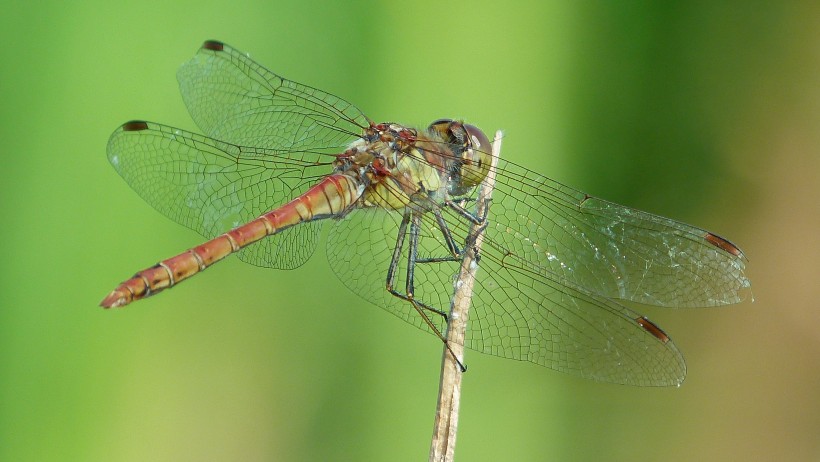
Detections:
[326, 142, 748, 385]
[108, 41, 374, 270]
[327, 194, 687, 386]
[106, 121, 330, 269]
[177, 40, 370, 150]
[488, 158, 750, 307]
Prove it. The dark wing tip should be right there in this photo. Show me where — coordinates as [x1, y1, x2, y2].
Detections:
[704, 232, 744, 258]
[202, 40, 225, 51]
[636, 316, 670, 344]
[121, 120, 149, 132]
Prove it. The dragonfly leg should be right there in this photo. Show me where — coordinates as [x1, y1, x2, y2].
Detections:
[385, 212, 448, 318]
[412, 203, 469, 264]
[431, 206, 461, 258]
[385, 211, 410, 293]
[446, 198, 490, 247]
[385, 211, 466, 372]
[413, 199, 489, 264]
[444, 198, 487, 225]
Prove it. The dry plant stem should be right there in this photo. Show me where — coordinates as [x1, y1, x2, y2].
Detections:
[429, 130, 502, 462]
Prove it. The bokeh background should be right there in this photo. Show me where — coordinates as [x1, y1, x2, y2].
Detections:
[2, 1, 817, 461]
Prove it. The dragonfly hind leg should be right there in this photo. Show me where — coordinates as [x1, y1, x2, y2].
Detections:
[385, 211, 467, 372]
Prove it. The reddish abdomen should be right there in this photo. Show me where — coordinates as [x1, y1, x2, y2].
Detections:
[100, 174, 362, 308]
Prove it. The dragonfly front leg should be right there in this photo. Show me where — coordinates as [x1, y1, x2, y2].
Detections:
[414, 200, 489, 265]
[445, 198, 490, 242]
[413, 205, 465, 264]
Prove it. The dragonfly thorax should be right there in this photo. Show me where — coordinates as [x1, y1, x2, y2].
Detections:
[340, 120, 492, 210]
[337, 123, 445, 211]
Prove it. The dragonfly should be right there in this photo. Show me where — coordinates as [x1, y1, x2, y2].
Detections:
[101, 40, 750, 387]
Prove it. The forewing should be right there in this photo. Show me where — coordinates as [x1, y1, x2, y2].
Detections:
[177, 40, 370, 151]
[489, 159, 750, 307]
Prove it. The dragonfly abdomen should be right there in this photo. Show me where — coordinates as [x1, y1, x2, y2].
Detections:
[100, 173, 364, 308]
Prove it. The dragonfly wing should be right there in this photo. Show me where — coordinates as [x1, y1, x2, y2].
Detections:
[467, 236, 687, 386]
[177, 40, 370, 151]
[490, 158, 751, 307]
[327, 199, 685, 386]
[326, 207, 448, 333]
[235, 220, 322, 269]
[107, 121, 327, 269]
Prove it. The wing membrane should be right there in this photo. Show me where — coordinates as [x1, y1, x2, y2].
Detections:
[106, 121, 329, 268]
[327, 188, 687, 386]
[177, 40, 369, 151]
[487, 158, 750, 307]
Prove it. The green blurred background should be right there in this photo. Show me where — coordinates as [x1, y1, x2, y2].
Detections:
[1, 1, 817, 461]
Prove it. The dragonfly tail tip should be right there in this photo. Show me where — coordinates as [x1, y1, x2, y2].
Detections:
[99, 290, 129, 309]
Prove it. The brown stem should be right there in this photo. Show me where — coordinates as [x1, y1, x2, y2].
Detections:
[429, 130, 503, 462]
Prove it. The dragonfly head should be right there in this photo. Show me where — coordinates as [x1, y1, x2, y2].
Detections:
[428, 119, 492, 195]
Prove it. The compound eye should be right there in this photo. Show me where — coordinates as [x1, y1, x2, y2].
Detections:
[458, 124, 492, 188]
[463, 124, 491, 155]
